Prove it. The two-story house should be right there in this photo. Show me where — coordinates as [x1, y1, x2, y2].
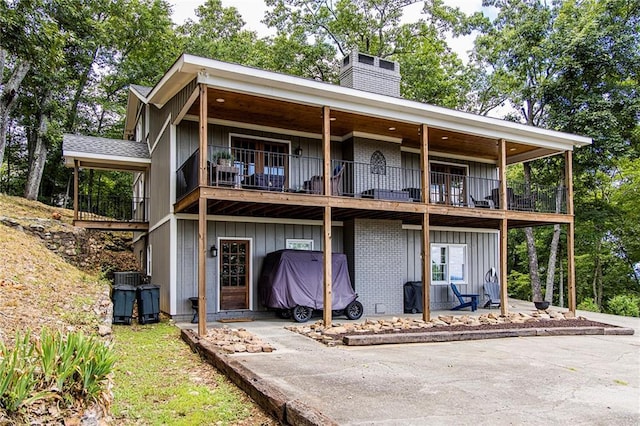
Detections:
[63, 52, 590, 335]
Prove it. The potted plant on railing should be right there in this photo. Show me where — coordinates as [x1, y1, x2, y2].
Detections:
[213, 150, 233, 167]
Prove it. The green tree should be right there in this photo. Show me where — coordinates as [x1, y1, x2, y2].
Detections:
[471, 0, 640, 306]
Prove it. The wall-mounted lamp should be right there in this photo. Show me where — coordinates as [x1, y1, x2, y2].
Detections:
[210, 245, 218, 257]
[294, 146, 303, 157]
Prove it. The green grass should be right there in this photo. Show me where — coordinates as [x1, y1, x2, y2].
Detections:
[111, 321, 260, 425]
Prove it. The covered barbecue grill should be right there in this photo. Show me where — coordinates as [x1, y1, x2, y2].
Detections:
[259, 250, 363, 322]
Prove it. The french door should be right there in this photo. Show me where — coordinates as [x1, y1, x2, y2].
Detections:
[219, 239, 250, 310]
[430, 163, 467, 206]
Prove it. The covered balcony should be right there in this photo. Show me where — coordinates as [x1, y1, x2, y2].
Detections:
[175, 145, 568, 216]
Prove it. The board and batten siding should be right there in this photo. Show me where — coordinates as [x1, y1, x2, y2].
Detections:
[175, 219, 344, 320]
[149, 129, 171, 224]
[148, 78, 197, 146]
[403, 228, 499, 309]
[148, 221, 171, 314]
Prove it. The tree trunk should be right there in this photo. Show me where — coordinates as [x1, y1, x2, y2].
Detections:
[558, 245, 564, 308]
[591, 240, 603, 308]
[523, 162, 542, 301]
[24, 92, 51, 200]
[544, 168, 565, 303]
[0, 50, 31, 168]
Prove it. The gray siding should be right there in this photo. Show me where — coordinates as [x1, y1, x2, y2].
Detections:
[149, 78, 197, 145]
[149, 129, 170, 224]
[149, 221, 171, 314]
[175, 219, 344, 320]
[403, 228, 499, 309]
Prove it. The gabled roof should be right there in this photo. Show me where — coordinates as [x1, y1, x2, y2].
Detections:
[62, 134, 150, 171]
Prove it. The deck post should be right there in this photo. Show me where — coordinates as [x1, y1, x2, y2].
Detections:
[323, 206, 332, 327]
[322, 106, 332, 327]
[197, 83, 208, 335]
[565, 150, 576, 313]
[73, 160, 79, 221]
[498, 139, 509, 315]
[420, 124, 431, 321]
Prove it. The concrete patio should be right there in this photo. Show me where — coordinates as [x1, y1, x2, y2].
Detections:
[179, 300, 640, 425]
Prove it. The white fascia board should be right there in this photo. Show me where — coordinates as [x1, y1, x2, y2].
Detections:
[63, 152, 151, 168]
[145, 55, 186, 106]
[153, 54, 592, 151]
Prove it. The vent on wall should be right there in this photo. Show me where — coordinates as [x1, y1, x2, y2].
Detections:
[358, 53, 375, 65]
[379, 59, 395, 71]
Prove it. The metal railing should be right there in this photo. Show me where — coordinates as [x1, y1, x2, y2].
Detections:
[504, 181, 567, 213]
[78, 195, 148, 222]
[175, 147, 568, 213]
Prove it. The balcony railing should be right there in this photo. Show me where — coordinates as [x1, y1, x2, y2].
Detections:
[77, 194, 148, 222]
[175, 146, 567, 213]
[503, 181, 567, 213]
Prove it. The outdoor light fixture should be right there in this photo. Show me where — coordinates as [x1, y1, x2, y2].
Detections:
[295, 146, 303, 157]
[210, 245, 218, 257]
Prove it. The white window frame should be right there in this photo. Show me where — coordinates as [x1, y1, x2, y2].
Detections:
[286, 239, 314, 250]
[430, 243, 467, 285]
[146, 245, 152, 277]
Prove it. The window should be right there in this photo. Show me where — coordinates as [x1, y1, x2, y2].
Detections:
[146, 245, 152, 277]
[370, 150, 386, 175]
[286, 239, 314, 251]
[431, 244, 466, 284]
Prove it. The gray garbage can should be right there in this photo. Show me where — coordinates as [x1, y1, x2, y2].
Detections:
[112, 284, 136, 325]
[136, 284, 160, 324]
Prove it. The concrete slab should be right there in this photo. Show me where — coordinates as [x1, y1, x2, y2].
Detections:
[181, 301, 640, 425]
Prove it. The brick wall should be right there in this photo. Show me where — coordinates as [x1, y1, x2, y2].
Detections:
[352, 137, 402, 195]
[339, 52, 401, 97]
[351, 218, 404, 315]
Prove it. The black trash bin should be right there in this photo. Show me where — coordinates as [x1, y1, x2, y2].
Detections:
[112, 284, 137, 325]
[403, 281, 423, 314]
[136, 284, 160, 324]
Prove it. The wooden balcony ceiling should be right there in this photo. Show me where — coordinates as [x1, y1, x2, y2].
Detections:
[191, 89, 540, 162]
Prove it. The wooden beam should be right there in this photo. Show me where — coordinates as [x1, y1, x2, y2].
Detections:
[498, 139, 509, 315]
[199, 84, 208, 187]
[565, 150, 576, 313]
[498, 139, 507, 211]
[420, 124, 431, 321]
[72, 220, 149, 231]
[322, 106, 331, 196]
[421, 213, 431, 322]
[499, 218, 509, 316]
[197, 193, 207, 335]
[323, 205, 332, 327]
[73, 160, 79, 221]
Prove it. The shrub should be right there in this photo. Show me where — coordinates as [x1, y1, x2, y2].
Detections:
[0, 329, 116, 414]
[577, 297, 601, 312]
[607, 295, 640, 317]
[0, 332, 48, 412]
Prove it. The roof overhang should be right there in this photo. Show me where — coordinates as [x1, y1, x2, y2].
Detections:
[144, 54, 591, 154]
[63, 151, 150, 171]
